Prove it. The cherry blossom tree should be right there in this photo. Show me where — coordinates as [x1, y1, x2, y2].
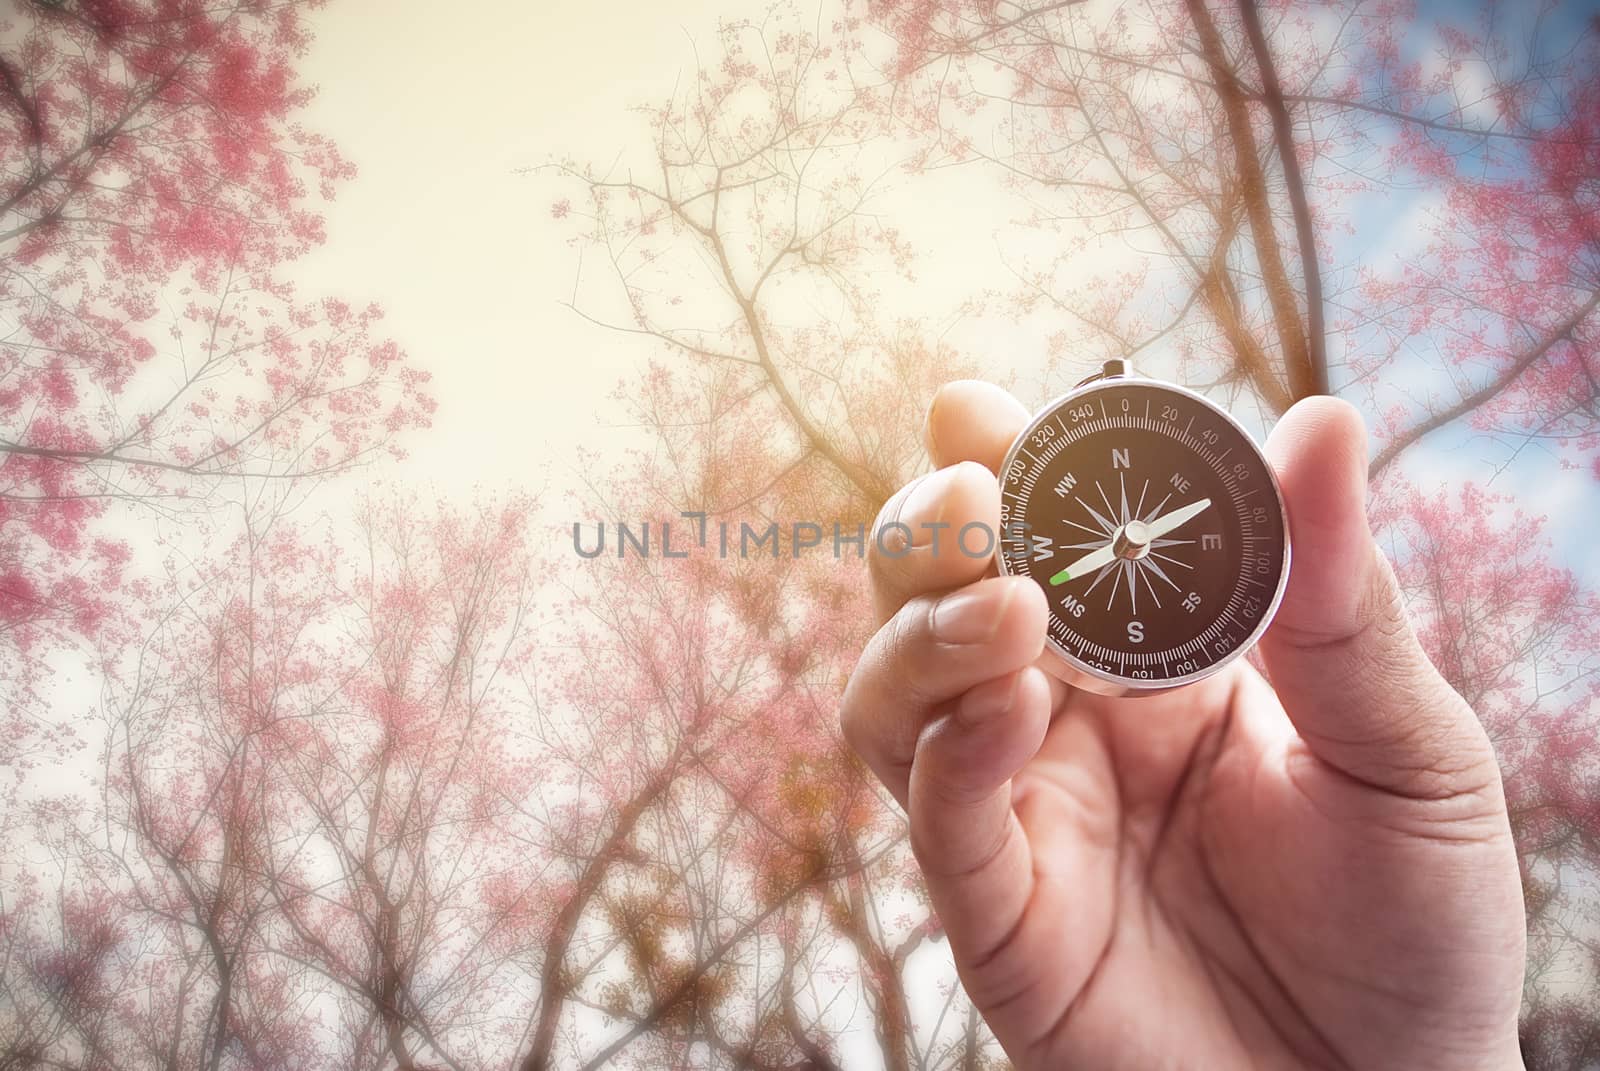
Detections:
[511, 530, 821, 1069]
[4, 492, 538, 1070]
[871, 0, 1598, 440]
[1375, 482, 1600, 1066]
[3, 495, 336, 1069]
[0, 1, 432, 1066]
[260, 496, 538, 1071]
[547, 15, 1010, 1067]
[0, 0, 433, 776]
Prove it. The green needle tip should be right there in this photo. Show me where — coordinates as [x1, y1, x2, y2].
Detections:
[1048, 568, 1071, 586]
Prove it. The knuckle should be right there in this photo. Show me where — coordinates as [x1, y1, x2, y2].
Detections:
[866, 482, 920, 616]
[838, 599, 940, 759]
[879, 596, 941, 703]
[909, 801, 1015, 882]
[836, 683, 863, 752]
[867, 480, 917, 561]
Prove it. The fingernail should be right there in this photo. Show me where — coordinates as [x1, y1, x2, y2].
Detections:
[958, 671, 1021, 726]
[933, 579, 1017, 645]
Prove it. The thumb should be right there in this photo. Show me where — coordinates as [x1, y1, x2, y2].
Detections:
[1261, 397, 1497, 799]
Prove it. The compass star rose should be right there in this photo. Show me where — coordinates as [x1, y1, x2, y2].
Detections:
[1051, 474, 1209, 614]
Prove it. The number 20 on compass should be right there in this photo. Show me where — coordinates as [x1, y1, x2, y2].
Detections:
[996, 360, 1291, 696]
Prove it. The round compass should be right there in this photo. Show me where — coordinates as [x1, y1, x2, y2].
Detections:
[996, 360, 1290, 695]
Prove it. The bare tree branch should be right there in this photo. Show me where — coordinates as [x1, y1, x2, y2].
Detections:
[1237, 0, 1329, 396]
[1370, 290, 1600, 479]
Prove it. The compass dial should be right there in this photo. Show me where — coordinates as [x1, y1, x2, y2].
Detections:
[997, 377, 1289, 693]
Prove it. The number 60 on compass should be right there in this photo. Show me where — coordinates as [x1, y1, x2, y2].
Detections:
[996, 361, 1291, 696]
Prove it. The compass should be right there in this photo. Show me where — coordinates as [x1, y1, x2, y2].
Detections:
[996, 360, 1290, 695]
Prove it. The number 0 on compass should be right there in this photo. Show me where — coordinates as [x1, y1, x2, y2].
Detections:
[997, 361, 1290, 694]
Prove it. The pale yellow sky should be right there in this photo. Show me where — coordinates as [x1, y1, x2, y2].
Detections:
[295, 0, 735, 496]
[290, 0, 1084, 507]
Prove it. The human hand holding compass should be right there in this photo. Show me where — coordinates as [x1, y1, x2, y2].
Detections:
[839, 378, 1525, 1070]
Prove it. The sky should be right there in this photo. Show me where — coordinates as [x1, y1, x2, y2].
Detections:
[290, 1, 1598, 591]
[290, 0, 1094, 515]
[293, 1, 730, 496]
[293, 2, 1001, 493]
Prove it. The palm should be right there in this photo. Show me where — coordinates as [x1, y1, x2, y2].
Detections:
[995, 663, 1522, 1070]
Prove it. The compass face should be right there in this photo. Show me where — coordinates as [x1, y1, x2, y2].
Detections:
[997, 379, 1289, 691]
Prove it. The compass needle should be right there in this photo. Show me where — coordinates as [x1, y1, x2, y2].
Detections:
[1143, 492, 1172, 523]
[995, 364, 1288, 692]
[1145, 497, 1212, 538]
[1049, 541, 1116, 585]
[1083, 560, 1116, 596]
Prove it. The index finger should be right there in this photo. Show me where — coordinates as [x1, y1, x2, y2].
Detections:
[867, 382, 1033, 622]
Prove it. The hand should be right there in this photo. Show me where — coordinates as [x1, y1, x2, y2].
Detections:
[841, 381, 1525, 1070]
